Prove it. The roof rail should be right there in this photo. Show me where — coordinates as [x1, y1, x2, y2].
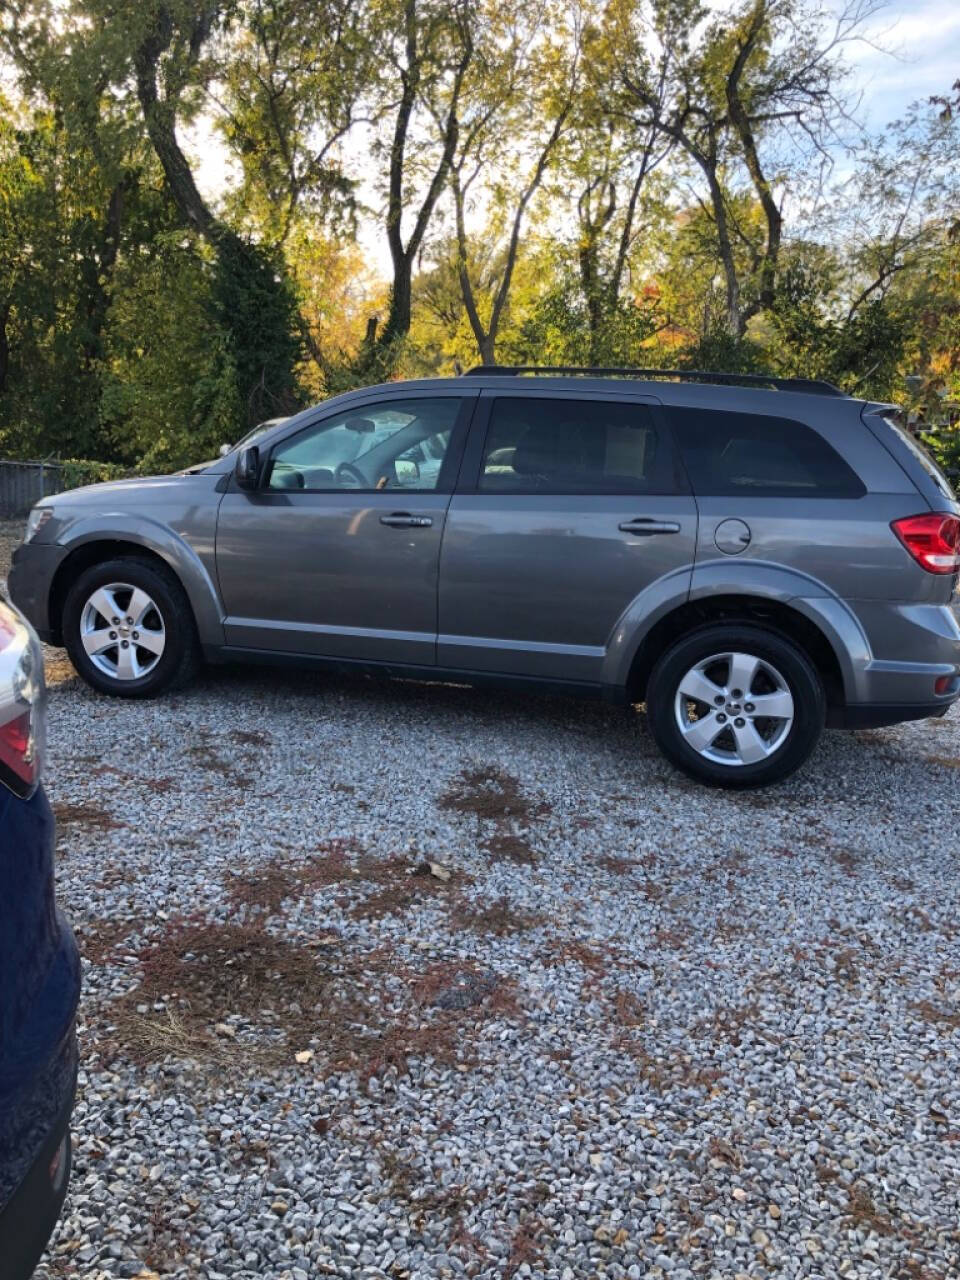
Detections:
[461, 365, 846, 398]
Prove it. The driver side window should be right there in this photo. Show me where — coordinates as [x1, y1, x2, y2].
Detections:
[266, 398, 462, 492]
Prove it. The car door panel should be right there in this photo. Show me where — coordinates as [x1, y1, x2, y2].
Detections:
[217, 490, 452, 662]
[437, 392, 697, 682]
[215, 393, 474, 663]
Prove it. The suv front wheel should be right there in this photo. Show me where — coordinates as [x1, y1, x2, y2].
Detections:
[646, 624, 825, 788]
[63, 557, 200, 698]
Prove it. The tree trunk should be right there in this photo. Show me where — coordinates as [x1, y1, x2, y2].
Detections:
[380, 267, 413, 348]
[376, 0, 471, 354]
[133, 10, 219, 242]
[703, 165, 744, 337]
[81, 176, 134, 369]
[725, 1, 780, 320]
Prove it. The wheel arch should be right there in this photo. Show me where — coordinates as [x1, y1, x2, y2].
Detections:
[625, 594, 849, 710]
[48, 528, 222, 647]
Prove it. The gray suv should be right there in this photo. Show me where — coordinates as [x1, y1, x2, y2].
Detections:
[8, 366, 960, 787]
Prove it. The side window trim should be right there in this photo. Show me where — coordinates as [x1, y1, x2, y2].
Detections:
[259, 392, 478, 495]
[456, 390, 686, 496]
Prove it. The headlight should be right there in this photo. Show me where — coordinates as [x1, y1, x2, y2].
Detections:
[24, 506, 54, 543]
[0, 602, 46, 798]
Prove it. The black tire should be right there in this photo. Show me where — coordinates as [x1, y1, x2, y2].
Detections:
[62, 556, 200, 698]
[646, 623, 825, 789]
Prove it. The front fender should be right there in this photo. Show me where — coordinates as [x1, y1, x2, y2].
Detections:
[53, 514, 224, 647]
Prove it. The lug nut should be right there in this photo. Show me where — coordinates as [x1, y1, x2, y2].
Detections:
[132, 631, 139, 640]
[744, 702, 755, 712]
[731, 688, 743, 698]
[112, 616, 120, 625]
[109, 630, 117, 640]
[126, 616, 133, 624]
[734, 717, 745, 727]
[716, 713, 727, 723]
[714, 695, 725, 705]
[121, 640, 129, 649]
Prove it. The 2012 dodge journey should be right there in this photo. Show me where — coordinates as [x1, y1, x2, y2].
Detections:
[9, 366, 960, 787]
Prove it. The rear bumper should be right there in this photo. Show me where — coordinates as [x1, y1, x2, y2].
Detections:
[0, 1054, 75, 1280]
[828, 700, 957, 730]
[801, 597, 960, 720]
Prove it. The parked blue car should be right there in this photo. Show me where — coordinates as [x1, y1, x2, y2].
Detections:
[0, 599, 79, 1277]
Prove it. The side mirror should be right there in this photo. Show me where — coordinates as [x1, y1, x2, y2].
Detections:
[235, 445, 261, 491]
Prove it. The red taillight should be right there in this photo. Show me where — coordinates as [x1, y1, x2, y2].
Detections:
[0, 710, 35, 787]
[0, 602, 46, 798]
[891, 513, 960, 575]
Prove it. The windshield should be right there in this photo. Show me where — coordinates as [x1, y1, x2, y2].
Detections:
[236, 418, 289, 450]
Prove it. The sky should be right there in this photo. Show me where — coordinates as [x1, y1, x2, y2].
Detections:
[847, 0, 960, 129]
[181, 0, 960, 278]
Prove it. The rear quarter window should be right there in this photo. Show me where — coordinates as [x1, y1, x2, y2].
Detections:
[881, 410, 957, 503]
[666, 407, 866, 498]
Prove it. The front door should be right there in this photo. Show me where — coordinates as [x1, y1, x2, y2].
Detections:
[437, 392, 698, 682]
[215, 393, 473, 664]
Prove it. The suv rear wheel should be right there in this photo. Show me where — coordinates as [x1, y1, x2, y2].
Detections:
[63, 557, 200, 698]
[646, 623, 825, 788]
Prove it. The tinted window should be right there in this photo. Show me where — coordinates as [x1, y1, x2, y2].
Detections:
[479, 398, 676, 493]
[266, 398, 462, 492]
[667, 408, 865, 498]
[881, 411, 956, 502]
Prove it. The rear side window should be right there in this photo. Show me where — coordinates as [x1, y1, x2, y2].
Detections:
[879, 409, 956, 502]
[479, 397, 679, 493]
[667, 407, 865, 498]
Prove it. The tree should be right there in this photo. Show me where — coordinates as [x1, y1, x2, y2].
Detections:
[99, 231, 242, 470]
[367, 0, 474, 356]
[608, 0, 879, 337]
[448, 0, 582, 365]
[215, 0, 374, 244]
[129, 1, 303, 423]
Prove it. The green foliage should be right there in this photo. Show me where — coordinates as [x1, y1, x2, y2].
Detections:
[0, 1, 959, 472]
[210, 234, 305, 426]
[58, 457, 129, 488]
[677, 330, 768, 376]
[99, 233, 244, 472]
[505, 274, 660, 368]
[762, 258, 909, 398]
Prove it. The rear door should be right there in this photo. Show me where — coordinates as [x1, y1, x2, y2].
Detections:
[437, 391, 698, 682]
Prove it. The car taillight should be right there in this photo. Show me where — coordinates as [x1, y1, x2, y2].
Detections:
[0, 602, 46, 798]
[891, 513, 960, 575]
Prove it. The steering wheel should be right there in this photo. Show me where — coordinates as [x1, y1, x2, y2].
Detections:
[335, 461, 368, 489]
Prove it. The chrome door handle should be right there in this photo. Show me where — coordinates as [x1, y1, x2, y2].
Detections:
[380, 513, 433, 528]
[619, 518, 682, 535]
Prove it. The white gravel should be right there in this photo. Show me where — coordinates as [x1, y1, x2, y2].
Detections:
[3, 526, 958, 1280]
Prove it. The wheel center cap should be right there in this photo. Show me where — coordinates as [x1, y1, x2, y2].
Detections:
[727, 702, 741, 714]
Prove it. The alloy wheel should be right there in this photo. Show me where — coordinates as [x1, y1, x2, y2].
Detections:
[673, 650, 794, 767]
[79, 583, 166, 681]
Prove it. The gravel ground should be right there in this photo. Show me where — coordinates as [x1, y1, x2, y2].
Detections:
[3, 520, 960, 1280]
